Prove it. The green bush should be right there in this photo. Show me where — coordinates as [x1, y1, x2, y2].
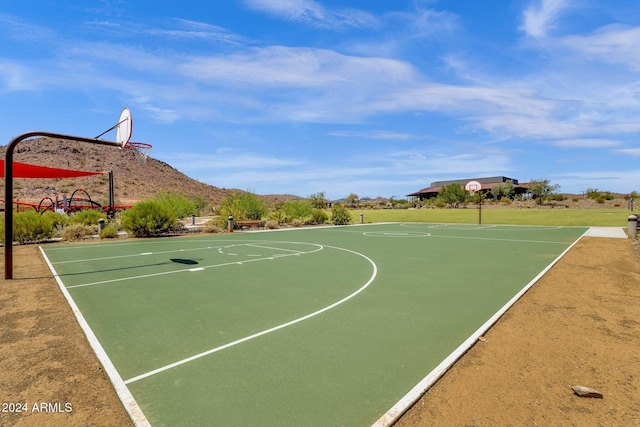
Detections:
[331, 204, 351, 225]
[266, 209, 287, 225]
[306, 209, 328, 225]
[218, 192, 268, 227]
[281, 200, 313, 221]
[12, 210, 57, 244]
[121, 200, 178, 237]
[153, 192, 201, 218]
[71, 209, 106, 226]
[62, 224, 95, 241]
[99, 224, 120, 239]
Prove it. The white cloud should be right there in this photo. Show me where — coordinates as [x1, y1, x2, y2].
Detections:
[562, 24, 640, 71]
[520, 0, 573, 38]
[243, 0, 378, 30]
[549, 138, 620, 148]
[616, 148, 640, 157]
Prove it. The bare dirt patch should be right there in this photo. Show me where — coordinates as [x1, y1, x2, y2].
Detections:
[395, 236, 640, 426]
[1, 236, 639, 426]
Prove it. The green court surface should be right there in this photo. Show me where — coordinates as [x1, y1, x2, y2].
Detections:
[41, 223, 588, 426]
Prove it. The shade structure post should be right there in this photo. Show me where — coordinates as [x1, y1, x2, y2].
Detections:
[4, 132, 121, 279]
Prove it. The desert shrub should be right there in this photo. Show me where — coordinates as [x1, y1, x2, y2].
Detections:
[266, 210, 287, 225]
[281, 200, 313, 221]
[12, 210, 57, 244]
[265, 219, 279, 229]
[71, 209, 106, 226]
[307, 209, 328, 225]
[501, 197, 512, 205]
[121, 200, 178, 237]
[62, 224, 94, 241]
[291, 218, 303, 227]
[153, 192, 200, 218]
[99, 224, 119, 239]
[331, 204, 351, 225]
[43, 211, 70, 230]
[218, 192, 268, 227]
[203, 219, 222, 233]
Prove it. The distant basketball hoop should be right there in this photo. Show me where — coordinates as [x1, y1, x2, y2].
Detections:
[465, 180, 483, 225]
[465, 180, 482, 193]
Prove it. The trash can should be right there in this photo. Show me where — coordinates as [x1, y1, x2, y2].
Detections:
[628, 214, 638, 240]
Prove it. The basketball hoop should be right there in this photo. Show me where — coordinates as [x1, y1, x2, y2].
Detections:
[115, 108, 132, 147]
[465, 180, 482, 193]
[124, 141, 153, 164]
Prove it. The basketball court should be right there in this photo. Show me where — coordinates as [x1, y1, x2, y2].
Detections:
[40, 223, 588, 426]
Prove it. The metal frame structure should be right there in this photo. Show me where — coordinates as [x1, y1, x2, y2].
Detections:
[4, 131, 121, 279]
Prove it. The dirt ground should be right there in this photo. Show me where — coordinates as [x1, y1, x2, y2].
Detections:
[1, 235, 639, 426]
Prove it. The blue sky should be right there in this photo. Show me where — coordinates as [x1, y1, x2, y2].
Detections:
[1, 0, 640, 199]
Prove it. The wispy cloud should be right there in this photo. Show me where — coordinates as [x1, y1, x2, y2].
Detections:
[328, 130, 413, 140]
[243, 0, 378, 29]
[616, 148, 640, 157]
[550, 138, 620, 148]
[562, 24, 640, 71]
[520, 0, 573, 38]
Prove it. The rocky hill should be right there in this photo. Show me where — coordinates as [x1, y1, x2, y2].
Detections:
[1, 137, 294, 212]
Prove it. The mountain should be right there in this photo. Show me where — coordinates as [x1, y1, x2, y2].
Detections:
[1, 137, 294, 212]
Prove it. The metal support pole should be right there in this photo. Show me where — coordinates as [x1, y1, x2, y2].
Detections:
[4, 131, 120, 279]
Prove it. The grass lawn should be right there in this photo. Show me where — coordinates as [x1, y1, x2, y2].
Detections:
[352, 207, 633, 227]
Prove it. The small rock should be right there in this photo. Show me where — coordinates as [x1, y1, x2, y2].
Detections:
[571, 385, 603, 398]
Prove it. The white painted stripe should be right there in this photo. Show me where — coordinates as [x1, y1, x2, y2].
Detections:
[371, 230, 589, 427]
[39, 247, 151, 427]
[189, 267, 205, 272]
[124, 244, 378, 385]
[66, 243, 324, 289]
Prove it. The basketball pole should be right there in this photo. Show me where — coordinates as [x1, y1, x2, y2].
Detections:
[4, 132, 120, 280]
[478, 191, 482, 225]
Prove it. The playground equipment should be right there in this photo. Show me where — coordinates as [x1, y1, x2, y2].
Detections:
[4, 108, 151, 279]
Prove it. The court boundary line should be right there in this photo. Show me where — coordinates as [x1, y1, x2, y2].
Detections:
[123, 243, 378, 385]
[65, 242, 324, 289]
[371, 228, 590, 427]
[38, 246, 151, 427]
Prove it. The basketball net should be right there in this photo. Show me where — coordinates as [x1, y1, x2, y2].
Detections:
[124, 142, 152, 164]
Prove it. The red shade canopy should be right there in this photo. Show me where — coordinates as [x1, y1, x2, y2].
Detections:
[0, 160, 105, 178]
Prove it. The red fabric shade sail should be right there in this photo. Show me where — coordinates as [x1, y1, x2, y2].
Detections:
[0, 160, 105, 178]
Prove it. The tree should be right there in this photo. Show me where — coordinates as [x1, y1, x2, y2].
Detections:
[344, 193, 359, 207]
[529, 179, 560, 205]
[218, 191, 268, 223]
[308, 192, 327, 209]
[437, 183, 468, 208]
[490, 180, 515, 200]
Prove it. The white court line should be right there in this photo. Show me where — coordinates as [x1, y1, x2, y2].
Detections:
[51, 244, 227, 265]
[429, 234, 571, 245]
[65, 243, 323, 289]
[39, 247, 151, 427]
[371, 229, 589, 426]
[124, 244, 378, 385]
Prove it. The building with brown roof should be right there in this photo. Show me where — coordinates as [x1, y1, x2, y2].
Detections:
[407, 176, 530, 200]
